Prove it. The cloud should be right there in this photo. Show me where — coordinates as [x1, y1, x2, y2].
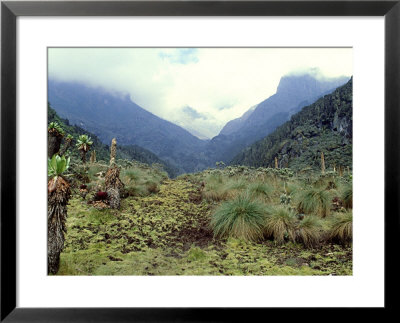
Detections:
[48, 48, 353, 137]
[216, 103, 235, 111]
[159, 48, 199, 64]
[181, 106, 207, 120]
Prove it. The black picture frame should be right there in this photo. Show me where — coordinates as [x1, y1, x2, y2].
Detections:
[1, 0, 399, 321]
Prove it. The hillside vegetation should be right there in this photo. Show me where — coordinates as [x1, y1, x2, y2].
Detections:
[48, 105, 179, 177]
[232, 78, 352, 171]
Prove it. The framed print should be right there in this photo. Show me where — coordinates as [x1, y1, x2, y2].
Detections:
[1, 0, 399, 321]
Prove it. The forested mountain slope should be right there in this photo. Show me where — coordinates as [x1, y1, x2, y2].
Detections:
[231, 77, 352, 171]
[48, 80, 208, 173]
[48, 105, 179, 177]
[207, 74, 349, 164]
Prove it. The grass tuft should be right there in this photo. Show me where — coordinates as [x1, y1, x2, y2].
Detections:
[247, 182, 273, 200]
[295, 216, 322, 248]
[341, 185, 352, 209]
[329, 211, 352, 245]
[264, 206, 296, 244]
[202, 181, 229, 201]
[211, 194, 267, 242]
[297, 188, 331, 217]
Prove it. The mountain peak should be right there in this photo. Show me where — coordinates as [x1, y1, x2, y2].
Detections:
[277, 74, 316, 94]
[276, 73, 349, 97]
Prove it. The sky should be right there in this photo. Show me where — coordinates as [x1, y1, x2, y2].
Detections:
[48, 48, 352, 138]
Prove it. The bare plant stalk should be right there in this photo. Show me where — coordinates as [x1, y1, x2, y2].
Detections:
[110, 138, 117, 166]
[275, 157, 278, 169]
[321, 152, 325, 174]
[90, 150, 96, 164]
[105, 138, 123, 209]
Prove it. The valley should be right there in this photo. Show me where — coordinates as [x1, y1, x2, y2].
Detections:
[47, 71, 353, 276]
[48, 73, 350, 174]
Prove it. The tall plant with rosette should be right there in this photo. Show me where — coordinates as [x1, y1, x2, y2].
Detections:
[48, 122, 65, 158]
[47, 154, 71, 274]
[76, 134, 93, 164]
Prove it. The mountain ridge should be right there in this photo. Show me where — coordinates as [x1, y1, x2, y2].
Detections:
[48, 80, 209, 173]
[205, 74, 349, 164]
[231, 77, 353, 170]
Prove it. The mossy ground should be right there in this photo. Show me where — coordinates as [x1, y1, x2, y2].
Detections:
[58, 176, 352, 276]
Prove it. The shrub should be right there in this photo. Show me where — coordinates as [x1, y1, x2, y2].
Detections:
[264, 206, 296, 244]
[329, 211, 352, 245]
[295, 216, 322, 248]
[342, 185, 352, 209]
[211, 195, 267, 242]
[297, 188, 331, 217]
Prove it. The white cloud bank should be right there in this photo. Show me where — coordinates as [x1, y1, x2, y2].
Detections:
[48, 47, 352, 138]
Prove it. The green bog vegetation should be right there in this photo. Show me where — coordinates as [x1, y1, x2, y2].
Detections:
[54, 162, 352, 276]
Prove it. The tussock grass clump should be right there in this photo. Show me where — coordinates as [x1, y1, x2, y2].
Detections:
[202, 181, 229, 202]
[296, 216, 322, 248]
[145, 180, 160, 194]
[341, 185, 352, 209]
[224, 178, 247, 199]
[211, 195, 267, 242]
[120, 166, 163, 197]
[226, 178, 247, 190]
[206, 173, 223, 185]
[297, 188, 331, 217]
[264, 206, 296, 244]
[247, 182, 273, 200]
[202, 174, 246, 201]
[122, 168, 143, 182]
[125, 184, 149, 197]
[329, 211, 352, 245]
[285, 181, 301, 196]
